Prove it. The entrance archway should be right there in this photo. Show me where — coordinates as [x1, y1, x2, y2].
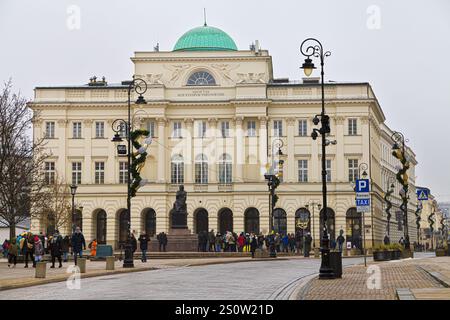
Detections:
[194, 208, 209, 234]
[273, 208, 287, 235]
[95, 209, 107, 244]
[142, 208, 156, 237]
[295, 208, 311, 236]
[319, 208, 336, 241]
[346, 208, 362, 249]
[118, 209, 129, 248]
[218, 208, 233, 234]
[244, 207, 260, 234]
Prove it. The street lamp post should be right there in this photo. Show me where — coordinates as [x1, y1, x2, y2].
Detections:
[111, 77, 148, 268]
[300, 38, 334, 279]
[70, 184, 77, 233]
[391, 131, 411, 250]
[264, 139, 284, 233]
[305, 202, 321, 249]
[351, 163, 369, 267]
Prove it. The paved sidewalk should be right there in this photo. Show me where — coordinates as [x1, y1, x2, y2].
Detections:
[0, 256, 298, 291]
[297, 256, 450, 300]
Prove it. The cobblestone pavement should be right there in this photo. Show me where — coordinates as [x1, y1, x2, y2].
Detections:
[0, 257, 366, 300]
[299, 253, 445, 300]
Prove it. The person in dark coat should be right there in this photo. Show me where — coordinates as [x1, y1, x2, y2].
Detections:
[61, 235, 70, 262]
[49, 230, 63, 268]
[208, 230, 216, 252]
[383, 234, 390, 245]
[71, 227, 86, 265]
[130, 233, 137, 254]
[336, 230, 345, 252]
[157, 232, 167, 252]
[304, 232, 312, 257]
[250, 233, 258, 258]
[138, 232, 150, 262]
[23, 233, 35, 268]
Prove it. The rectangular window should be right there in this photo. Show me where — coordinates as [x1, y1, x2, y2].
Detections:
[173, 122, 182, 138]
[119, 162, 128, 184]
[195, 162, 208, 184]
[348, 118, 357, 135]
[298, 160, 308, 182]
[44, 162, 55, 184]
[348, 159, 359, 182]
[221, 121, 230, 138]
[95, 121, 104, 138]
[72, 162, 82, 185]
[147, 121, 155, 138]
[72, 122, 82, 139]
[326, 159, 332, 182]
[247, 121, 256, 137]
[171, 162, 184, 184]
[95, 162, 105, 184]
[197, 121, 207, 138]
[298, 120, 308, 137]
[273, 120, 283, 137]
[45, 122, 55, 139]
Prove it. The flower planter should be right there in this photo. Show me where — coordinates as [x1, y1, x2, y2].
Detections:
[436, 249, 446, 257]
[373, 250, 390, 261]
[391, 250, 401, 260]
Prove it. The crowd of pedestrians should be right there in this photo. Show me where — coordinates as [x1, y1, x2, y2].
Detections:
[1, 226, 97, 268]
[196, 229, 314, 257]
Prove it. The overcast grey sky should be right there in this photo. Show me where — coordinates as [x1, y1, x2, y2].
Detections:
[1, 0, 449, 201]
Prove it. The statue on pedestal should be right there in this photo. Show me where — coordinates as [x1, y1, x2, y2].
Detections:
[171, 185, 187, 229]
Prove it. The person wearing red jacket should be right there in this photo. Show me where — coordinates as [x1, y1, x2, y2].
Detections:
[237, 233, 245, 252]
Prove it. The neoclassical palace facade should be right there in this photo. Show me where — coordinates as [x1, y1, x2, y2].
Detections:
[29, 23, 418, 249]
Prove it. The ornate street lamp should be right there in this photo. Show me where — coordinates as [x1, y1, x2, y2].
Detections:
[70, 184, 78, 233]
[391, 131, 411, 250]
[111, 77, 148, 268]
[305, 202, 321, 249]
[300, 38, 334, 279]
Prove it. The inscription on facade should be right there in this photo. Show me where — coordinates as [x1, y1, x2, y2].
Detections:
[177, 89, 225, 97]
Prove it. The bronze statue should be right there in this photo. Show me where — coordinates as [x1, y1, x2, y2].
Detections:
[171, 185, 187, 228]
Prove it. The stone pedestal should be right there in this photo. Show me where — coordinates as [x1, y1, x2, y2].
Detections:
[35, 262, 46, 278]
[106, 256, 115, 270]
[78, 258, 87, 273]
[150, 228, 198, 252]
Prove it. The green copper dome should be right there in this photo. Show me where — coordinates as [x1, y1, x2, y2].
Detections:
[173, 25, 237, 51]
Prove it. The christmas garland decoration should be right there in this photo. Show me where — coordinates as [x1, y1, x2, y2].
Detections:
[428, 210, 435, 233]
[130, 129, 151, 197]
[392, 148, 410, 224]
[415, 203, 422, 230]
[384, 188, 393, 225]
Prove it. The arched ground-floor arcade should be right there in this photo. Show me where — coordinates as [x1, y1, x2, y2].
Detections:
[30, 190, 418, 250]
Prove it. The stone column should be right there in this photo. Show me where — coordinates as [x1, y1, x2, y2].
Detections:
[106, 210, 116, 248]
[258, 116, 268, 181]
[208, 118, 218, 184]
[157, 118, 167, 183]
[83, 119, 93, 184]
[57, 119, 68, 178]
[335, 116, 345, 182]
[106, 119, 116, 184]
[234, 116, 244, 182]
[286, 117, 296, 183]
[287, 209, 295, 234]
[184, 118, 194, 184]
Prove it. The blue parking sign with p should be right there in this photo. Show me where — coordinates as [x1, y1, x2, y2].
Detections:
[355, 179, 370, 193]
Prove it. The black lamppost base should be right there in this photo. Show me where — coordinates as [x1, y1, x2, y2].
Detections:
[122, 243, 134, 268]
[318, 237, 335, 279]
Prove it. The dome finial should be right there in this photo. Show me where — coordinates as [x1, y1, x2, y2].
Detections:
[203, 8, 207, 26]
